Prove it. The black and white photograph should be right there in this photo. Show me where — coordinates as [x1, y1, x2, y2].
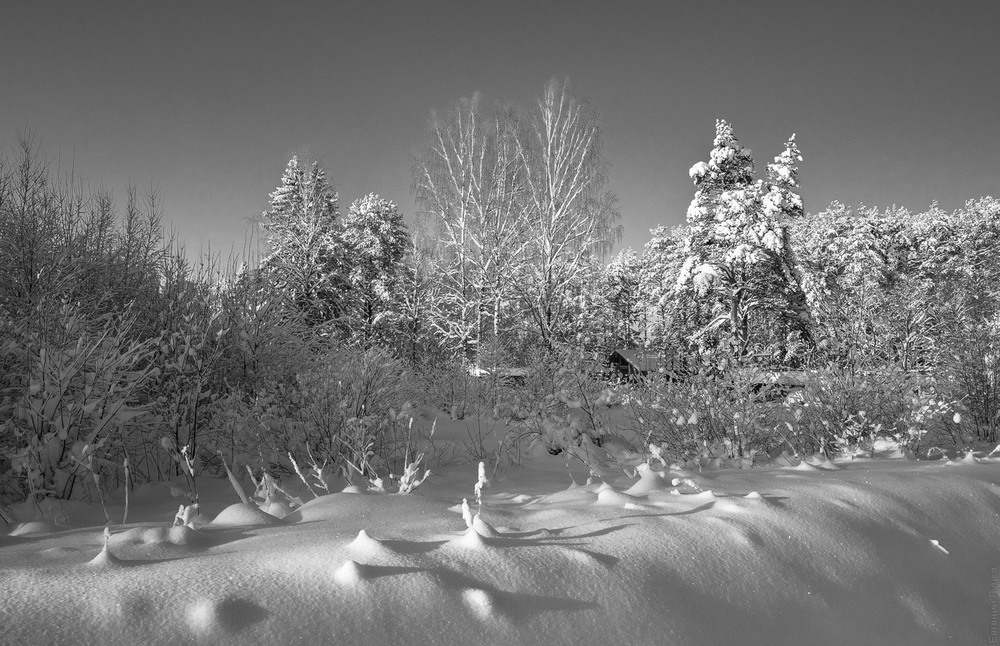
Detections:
[1, 1, 999, 644]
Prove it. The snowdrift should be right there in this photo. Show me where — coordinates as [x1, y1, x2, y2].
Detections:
[2, 455, 999, 645]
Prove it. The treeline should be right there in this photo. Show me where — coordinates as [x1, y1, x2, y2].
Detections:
[254, 80, 622, 366]
[2, 79, 999, 512]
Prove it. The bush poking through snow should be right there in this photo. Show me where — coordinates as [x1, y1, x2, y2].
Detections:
[247, 468, 303, 515]
[648, 444, 669, 469]
[462, 498, 474, 529]
[89, 527, 123, 568]
[304, 444, 332, 494]
[68, 441, 110, 526]
[393, 452, 430, 494]
[160, 438, 200, 506]
[217, 451, 252, 506]
[474, 461, 489, 507]
[174, 502, 200, 528]
[288, 451, 318, 498]
[121, 456, 132, 526]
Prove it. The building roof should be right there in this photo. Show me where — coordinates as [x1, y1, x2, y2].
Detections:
[609, 348, 658, 373]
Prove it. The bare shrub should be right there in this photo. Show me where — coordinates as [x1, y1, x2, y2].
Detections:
[781, 364, 955, 457]
[0, 305, 158, 509]
[213, 345, 416, 487]
[623, 366, 780, 466]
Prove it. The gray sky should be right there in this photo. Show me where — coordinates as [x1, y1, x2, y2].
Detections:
[2, 0, 998, 258]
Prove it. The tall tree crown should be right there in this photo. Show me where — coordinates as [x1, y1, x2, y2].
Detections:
[259, 156, 346, 326]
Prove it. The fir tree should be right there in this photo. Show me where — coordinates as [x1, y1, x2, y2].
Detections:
[604, 248, 643, 350]
[677, 121, 812, 364]
[342, 193, 410, 346]
[676, 120, 758, 355]
[763, 134, 804, 219]
[259, 156, 347, 329]
[639, 224, 689, 368]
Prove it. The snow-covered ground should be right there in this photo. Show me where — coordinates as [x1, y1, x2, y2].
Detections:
[3, 414, 1000, 645]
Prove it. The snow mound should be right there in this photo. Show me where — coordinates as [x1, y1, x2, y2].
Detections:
[622, 463, 672, 496]
[287, 491, 447, 526]
[595, 483, 639, 507]
[110, 525, 209, 548]
[333, 559, 367, 586]
[929, 539, 949, 555]
[87, 543, 125, 568]
[210, 503, 283, 528]
[349, 529, 395, 556]
[450, 527, 489, 549]
[944, 451, 980, 467]
[167, 525, 209, 546]
[2, 453, 999, 645]
[559, 547, 610, 568]
[471, 515, 500, 537]
[461, 587, 495, 619]
[258, 498, 294, 518]
[785, 459, 820, 471]
[9, 521, 60, 536]
[805, 454, 841, 470]
[713, 499, 744, 514]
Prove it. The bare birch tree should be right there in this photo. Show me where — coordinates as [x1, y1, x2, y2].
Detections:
[413, 95, 527, 363]
[514, 79, 620, 348]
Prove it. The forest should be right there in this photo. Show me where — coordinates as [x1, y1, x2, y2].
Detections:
[1, 78, 998, 515]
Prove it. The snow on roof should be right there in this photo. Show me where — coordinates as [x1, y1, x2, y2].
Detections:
[609, 348, 658, 372]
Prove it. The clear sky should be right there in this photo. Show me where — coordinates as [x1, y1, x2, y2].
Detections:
[2, 0, 997, 258]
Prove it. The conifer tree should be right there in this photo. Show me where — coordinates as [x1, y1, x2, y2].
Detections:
[259, 156, 347, 329]
[604, 248, 643, 350]
[639, 224, 688, 365]
[342, 193, 410, 346]
[676, 120, 758, 355]
[677, 121, 811, 363]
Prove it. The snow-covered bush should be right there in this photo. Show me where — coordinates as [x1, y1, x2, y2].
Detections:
[0, 138, 169, 509]
[414, 359, 478, 420]
[211, 345, 416, 487]
[247, 467, 303, 514]
[392, 451, 431, 494]
[936, 293, 1000, 445]
[624, 363, 780, 466]
[215, 264, 315, 391]
[626, 357, 958, 464]
[143, 273, 229, 485]
[208, 385, 298, 478]
[0, 304, 158, 511]
[415, 346, 531, 424]
[778, 364, 957, 457]
[509, 346, 621, 455]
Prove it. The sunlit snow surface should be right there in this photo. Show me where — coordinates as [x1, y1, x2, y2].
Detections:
[3, 445, 1000, 645]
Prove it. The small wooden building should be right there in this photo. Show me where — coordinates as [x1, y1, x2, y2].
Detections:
[608, 348, 659, 380]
